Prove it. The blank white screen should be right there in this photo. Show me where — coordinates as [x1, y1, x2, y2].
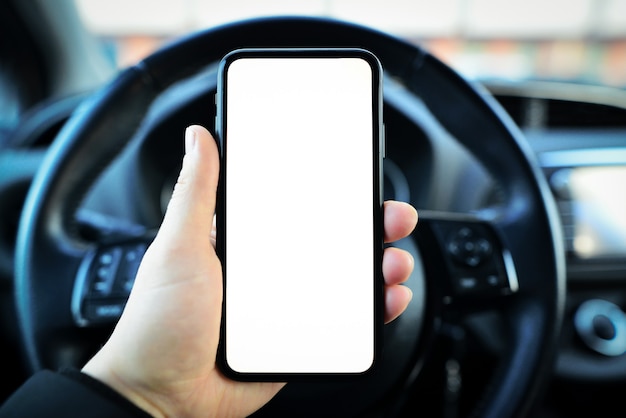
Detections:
[225, 56, 375, 374]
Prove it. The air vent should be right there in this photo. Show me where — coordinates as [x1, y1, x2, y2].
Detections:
[486, 81, 626, 130]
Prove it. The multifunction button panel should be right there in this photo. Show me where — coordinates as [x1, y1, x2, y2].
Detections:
[72, 242, 148, 326]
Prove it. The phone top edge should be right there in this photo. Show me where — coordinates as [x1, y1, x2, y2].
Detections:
[219, 47, 382, 72]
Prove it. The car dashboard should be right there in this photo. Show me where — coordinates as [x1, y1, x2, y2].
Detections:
[486, 80, 626, 415]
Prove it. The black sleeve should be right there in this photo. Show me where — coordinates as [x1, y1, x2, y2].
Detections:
[0, 369, 154, 418]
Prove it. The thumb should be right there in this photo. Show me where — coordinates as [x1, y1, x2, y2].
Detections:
[156, 125, 220, 247]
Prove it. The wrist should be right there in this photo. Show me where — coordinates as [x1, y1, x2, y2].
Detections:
[82, 355, 167, 418]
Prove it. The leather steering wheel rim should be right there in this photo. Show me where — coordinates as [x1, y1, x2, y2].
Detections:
[15, 16, 565, 418]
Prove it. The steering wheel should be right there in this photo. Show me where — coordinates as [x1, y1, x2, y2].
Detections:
[15, 16, 565, 418]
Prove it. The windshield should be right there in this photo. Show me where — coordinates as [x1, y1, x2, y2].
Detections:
[75, 0, 626, 89]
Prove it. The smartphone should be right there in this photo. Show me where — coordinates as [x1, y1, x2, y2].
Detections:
[216, 48, 384, 380]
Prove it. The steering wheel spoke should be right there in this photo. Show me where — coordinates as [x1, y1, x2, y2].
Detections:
[415, 211, 519, 312]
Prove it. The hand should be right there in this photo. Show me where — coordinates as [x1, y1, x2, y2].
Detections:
[82, 125, 418, 418]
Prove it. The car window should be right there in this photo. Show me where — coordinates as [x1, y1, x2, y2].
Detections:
[74, 0, 626, 89]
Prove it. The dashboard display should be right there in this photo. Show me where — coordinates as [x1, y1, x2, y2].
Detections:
[562, 166, 626, 259]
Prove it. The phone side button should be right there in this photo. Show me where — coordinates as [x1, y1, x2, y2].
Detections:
[381, 123, 386, 159]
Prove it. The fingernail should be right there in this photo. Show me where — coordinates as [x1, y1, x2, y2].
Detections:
[185, 127, 197, 154]
[405, 286, 414, 302]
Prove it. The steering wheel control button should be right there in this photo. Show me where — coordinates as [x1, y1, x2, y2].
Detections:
[451, 272, 507, 295]
[89, 247, 122, 297]
[447, 227, 492, 268]
[458, 277, 478, 290]
[429, 220, 519, 300]
[486, 275, 499, 287]
[113, 244, 147, 295]
[73, 240, 151, 327]
[574, 299, 626, 357]
[84, 299, 127, 323]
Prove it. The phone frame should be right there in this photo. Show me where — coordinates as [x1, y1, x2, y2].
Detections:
[215, 47, 384, 381]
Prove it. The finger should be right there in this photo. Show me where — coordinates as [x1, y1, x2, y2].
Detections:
[384, 285, 413, 324]
[382, 247, 414, 286]
[384, 201, 418, 243]
[157, 125, 220, 244]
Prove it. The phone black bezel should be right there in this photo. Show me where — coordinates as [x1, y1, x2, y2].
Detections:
[215, 47, 384, 381]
